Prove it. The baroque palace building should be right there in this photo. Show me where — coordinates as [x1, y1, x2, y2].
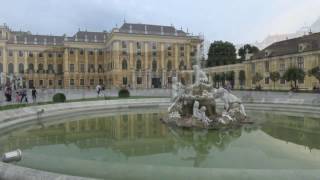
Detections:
[0, 23, 203, 89]
[200, 32, 320, 90]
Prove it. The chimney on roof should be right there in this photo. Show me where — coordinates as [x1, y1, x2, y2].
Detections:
[44, 38, 47, 45]
[64, 35, 68, 42]
[85, 34, 88, 42]
[34, 37, 37, 45]
[14, 35, 17, 44]
[94, 35, 97, 42]
[24, 37, 27, 44]
[103, 34, 106, 43]
[174, 29, 178, 36]
[129, 25, 132, 33]
[53, 37, 56, 45]
[309, 28, 312, 35]
[75, 34, 78, 42]
[144, 25, 148, 34]
[160, 26, 164, 35]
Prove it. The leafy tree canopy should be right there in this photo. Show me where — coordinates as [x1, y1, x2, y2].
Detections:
[207, 41, 237, 67]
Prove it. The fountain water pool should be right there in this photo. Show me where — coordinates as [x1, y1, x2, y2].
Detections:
[0, 108, 319, 180]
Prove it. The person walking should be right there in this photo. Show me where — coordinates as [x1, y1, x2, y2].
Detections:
[32, 87, 37, 103]
[96, 84, 102, 97]
[20, 88, 28, 103]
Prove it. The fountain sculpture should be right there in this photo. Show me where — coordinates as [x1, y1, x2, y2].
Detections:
[164, 64, 249, 129]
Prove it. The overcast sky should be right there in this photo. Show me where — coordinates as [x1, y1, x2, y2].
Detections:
[0, 0, 319, 44]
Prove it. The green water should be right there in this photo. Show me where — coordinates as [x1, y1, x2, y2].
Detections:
[0, 110, 320, 179]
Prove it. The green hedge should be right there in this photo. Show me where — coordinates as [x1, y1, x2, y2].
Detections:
[118, 89, 130, 98]
[53, 93, 66, 103]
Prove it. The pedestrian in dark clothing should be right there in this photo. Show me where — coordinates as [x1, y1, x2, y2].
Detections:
[32, 87, 37, 103]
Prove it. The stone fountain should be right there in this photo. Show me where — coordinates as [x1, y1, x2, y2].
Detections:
[163, 64, 249, 129]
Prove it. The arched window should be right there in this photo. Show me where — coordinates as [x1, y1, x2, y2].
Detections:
[48, 64, 54, 73]
[0, 63, 3, 73]
[38, 63, 44, 70]
[152, 60, 157, 72]
[19, 63, 24, 73]
[8, 63, 14, 74]
[122, 59, 128, 70]
[28, 63, 34, 73]
[179, 61, 185, 70]
[167, 60, 172, 71]
[136, 59, 142, 70]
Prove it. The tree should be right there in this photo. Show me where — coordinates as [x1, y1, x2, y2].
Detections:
[252, 72, 263, 88]
[238, 44, 259, 62]
[239, 70, 246, 88]
[282, 67, 305, 89]
[270, 72, 281, 90]
[308, 66, 320, 84]
[207, 41, 237, 67]
[226, 71, 235, 88]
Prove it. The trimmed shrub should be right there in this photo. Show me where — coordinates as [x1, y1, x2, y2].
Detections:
[118, 88, 130, 98]
[53, 93, 66, 103]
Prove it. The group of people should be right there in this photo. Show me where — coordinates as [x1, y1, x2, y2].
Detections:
[3, 85, 37, 103]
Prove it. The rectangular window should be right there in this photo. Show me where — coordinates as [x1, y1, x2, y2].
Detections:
[9, 50, 13, 57]
[168, 52, 172, 56]
[90, 79, 94, 85]
[49, 80, 53, 86]
[137, 51, 141, 56]
[80, 49, 84, 55]
[123, 77, 128, 85]
[39, 80, 43, 86]
[167, 45, 172, 51]
[99, 50, 103, 56]
[57, 64, 63, 74]
[180, 46, 184, 51]
[265, 61, 269, 72]
[99, 79, 103, 85]
[58, 53, 63, 58]
[152, 52, 157, 56]
[180, 52, 184, 57]
[48, 53, 53, 58]
[152, 42, 157, 50]
[29, 52, 33, 57]
[80, 64, 85, 73]
[39, 53, 43, 58]
[168, 77, 172, 84]
[297, 57, 304, 69]
[137, 42, 141, 49]
[280, 63, 285, 72]
[137, 77, 142, 84]
[58, 80, 62, 86]
[280, 78, 286, 84]
[122, 41, 127, 49]
[89, 51, 94, 56]
[70, 79, 74, 86]
[265, 77, 269, 84]
[69, 64, 75, 72]
[80, 79, 84, 86]
[19, 51, 23, 57]
[122, 51, 127, 55]
[0, 49, 2, 56]
[69, 50, 74, 55]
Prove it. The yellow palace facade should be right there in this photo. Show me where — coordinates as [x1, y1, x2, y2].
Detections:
[0, 23, 203, 89]
[199, 32, 320, 90]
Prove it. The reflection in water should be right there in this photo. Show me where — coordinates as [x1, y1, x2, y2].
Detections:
[0, 111, 319, 172]
[261, 113, 320, 151]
